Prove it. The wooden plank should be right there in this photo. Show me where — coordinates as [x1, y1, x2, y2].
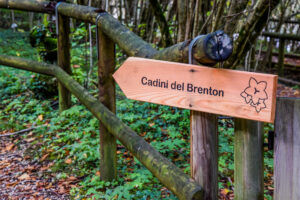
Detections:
[190, 111, 218, 199]
[113, 57, 278, 123]
[57, 13, 71, 112]
[274, 97, 300, 200]
[98, 30, 117, 181]
[234, 119, 264, 200]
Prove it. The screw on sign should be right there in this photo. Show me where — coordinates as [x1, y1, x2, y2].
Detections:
[113, 57, 278, 123]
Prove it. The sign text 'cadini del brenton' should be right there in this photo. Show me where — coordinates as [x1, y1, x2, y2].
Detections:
[113, 57, 278, 123]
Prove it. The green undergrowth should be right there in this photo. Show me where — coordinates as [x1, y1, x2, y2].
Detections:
[0, 30, 274, 199]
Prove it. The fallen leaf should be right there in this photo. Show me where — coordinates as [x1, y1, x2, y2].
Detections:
[140, 132, 146, 137]
[27, 131, 33, 136]
[95, 171, 101, 176]
[149, 123, 155, 127]
[26, 166, 36, 171]
[45, 183, 53, 189]
[220, 188, 230, 196]
[18, 173, 30, 180]
[58, 185, 66, 194]
[128, 168, 134, 172]
[23, 185, 32, 191]
[6, 143, 15, 151]
[65, 158, 72, 164]
[40, 153, 49, 161]
[67, 176, 77, 181]
[41, 166, 49, 171]
[25, 137, 35, 142]
[38, 114, 43, 121]
[24, 156, 31, 160]
[6, 182, 18, 187]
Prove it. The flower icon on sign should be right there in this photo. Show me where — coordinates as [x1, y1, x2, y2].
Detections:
[241, 77, 268, 113]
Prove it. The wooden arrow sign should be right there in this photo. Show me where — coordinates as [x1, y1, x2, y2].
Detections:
[113, 57, 278, 123]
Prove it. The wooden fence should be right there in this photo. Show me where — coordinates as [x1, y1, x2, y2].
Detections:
[0, 1, 299, 200]
[262, 32, 300, 77]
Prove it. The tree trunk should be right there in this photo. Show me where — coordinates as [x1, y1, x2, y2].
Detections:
[184, 0, 194, 40]
[224, 0, 249, 36]
[177, 0, 187, 42]
[211, 0, 226, 32]
[149, 0, 172, 47]
[224, 0, 280, 68]
[192, 0, 201, 38]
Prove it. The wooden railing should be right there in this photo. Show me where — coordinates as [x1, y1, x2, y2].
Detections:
[262, 32, 300, 77]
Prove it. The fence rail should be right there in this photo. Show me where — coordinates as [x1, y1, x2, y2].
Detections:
[261, 32, 300, 76]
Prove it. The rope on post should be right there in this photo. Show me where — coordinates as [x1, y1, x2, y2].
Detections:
[188, 35, 204, 65]
[55, 2, 62, 36]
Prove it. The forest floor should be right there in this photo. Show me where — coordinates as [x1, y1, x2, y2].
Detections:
[0, 131, 75, 200]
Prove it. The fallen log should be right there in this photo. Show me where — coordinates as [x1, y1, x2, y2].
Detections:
[0, 55, 203, 200]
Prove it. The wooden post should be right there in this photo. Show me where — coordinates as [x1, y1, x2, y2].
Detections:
[189, 30, 231, 199]
[234, 119, 264, 200]
[97, 29, 117, 181]
[57, 13, 71, 112]
[191, 111, 218, 200]
[274, 97, 300, 200]
[278, 38, 285, 77]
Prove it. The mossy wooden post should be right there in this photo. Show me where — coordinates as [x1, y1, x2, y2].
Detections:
[57, 12, 71, 112]
[234, 119, 264, 200]
[97, 28, 117, 181]
[278, 38, 285, 77]
[191, 112, 218, 200]
[274, 97, 300, 200]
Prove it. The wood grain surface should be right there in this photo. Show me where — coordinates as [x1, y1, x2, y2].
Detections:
[190, 111, 218, 199]
[113, 57, 278, 122]
[274, 98, 300, 200]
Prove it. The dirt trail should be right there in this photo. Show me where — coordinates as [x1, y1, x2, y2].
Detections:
[0, 134, 71, 200]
